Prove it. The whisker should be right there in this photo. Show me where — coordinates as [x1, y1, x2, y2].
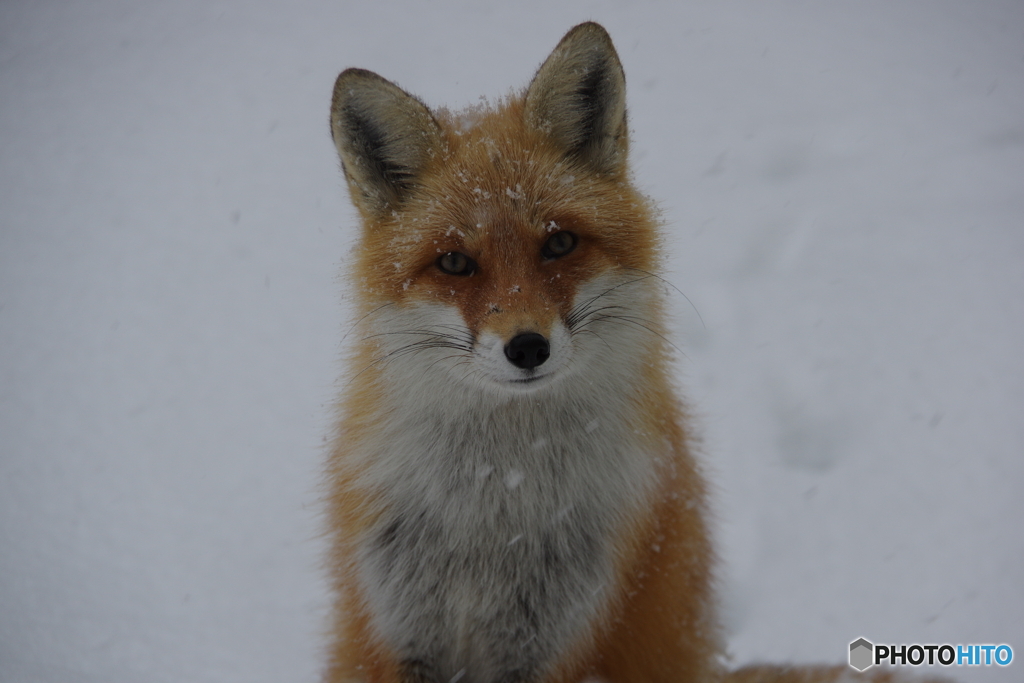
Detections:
[363, 329, 470, 343]
[583, 314, 682, 355]
[341, 302, 397, 343]
[571, 327, 614, 352]
[567, 303, 631, 330]
[566, 275, 654, 328]
[623, 266, 705, 330]
[341, 336, 471, 389]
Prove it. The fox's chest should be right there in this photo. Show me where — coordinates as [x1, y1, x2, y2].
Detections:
[354, 411, 653, 683]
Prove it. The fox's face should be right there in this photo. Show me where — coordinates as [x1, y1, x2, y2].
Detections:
[331, 25, 664, 395]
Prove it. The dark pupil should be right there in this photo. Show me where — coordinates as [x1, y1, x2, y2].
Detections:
[442, 253, 466, 273]
[549, 232, 572, 254]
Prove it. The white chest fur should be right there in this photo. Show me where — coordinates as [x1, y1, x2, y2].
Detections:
[351, 363, 657, 683]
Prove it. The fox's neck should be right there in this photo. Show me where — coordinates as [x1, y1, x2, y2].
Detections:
[351, 362, 661, 679]
[353, 363, 660, 509]
[390, 363, 639, 448]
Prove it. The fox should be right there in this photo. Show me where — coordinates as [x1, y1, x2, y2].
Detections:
[324, 22, 946, 683]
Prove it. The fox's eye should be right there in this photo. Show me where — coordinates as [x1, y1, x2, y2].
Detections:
[437, 251, 477, 276]
[542, 231, 577, 259]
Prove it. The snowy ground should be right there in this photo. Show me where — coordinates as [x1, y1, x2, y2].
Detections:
[2, 1, 1021, 682]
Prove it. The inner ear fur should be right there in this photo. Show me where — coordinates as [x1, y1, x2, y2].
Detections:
[525, 22, 628, 176]
[330, 68, 441, 216]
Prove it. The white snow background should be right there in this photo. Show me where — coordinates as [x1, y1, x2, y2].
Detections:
[2, 1, 1022, 682]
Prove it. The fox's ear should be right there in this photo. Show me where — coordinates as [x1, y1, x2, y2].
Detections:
[330, 69, 441, 216]
[525, 22, 628, 176]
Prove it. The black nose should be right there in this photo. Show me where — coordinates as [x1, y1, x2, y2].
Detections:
[504, 333, 550, 370]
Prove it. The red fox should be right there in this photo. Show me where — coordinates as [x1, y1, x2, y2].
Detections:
[324, 22, 945, 683]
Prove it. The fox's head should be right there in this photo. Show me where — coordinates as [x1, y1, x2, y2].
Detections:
[330, 23, 667, 397]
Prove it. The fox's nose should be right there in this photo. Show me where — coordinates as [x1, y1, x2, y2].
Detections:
[504, 333, 550, 370]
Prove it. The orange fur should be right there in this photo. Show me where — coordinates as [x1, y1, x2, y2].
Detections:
[323, 22, 951, 683]
[324, 94, 697, 682]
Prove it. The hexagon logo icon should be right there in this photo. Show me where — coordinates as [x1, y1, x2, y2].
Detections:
[849, 638, 874, 671]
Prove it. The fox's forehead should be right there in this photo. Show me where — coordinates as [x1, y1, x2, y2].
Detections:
[434, 107, 575, 188]
[408, 163, 575, 244]
[410, 203, 579, 261]
[448, 205, 557, 243]
[406, 137, 595, 234]
[459, 206, 521, 239]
